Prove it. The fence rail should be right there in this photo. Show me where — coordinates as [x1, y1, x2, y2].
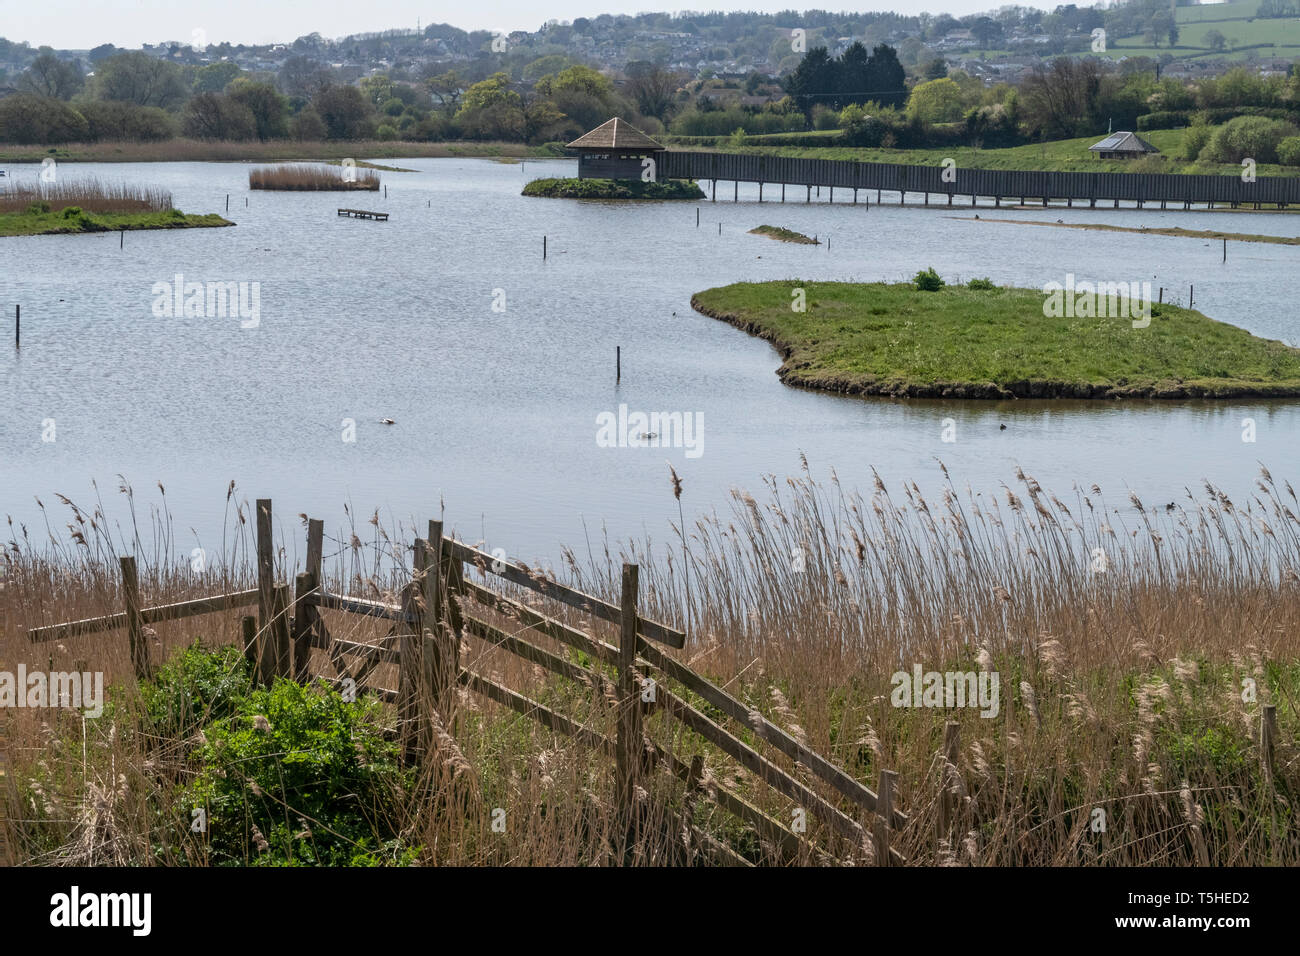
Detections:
[21, 497, 910, 865]
[659, 150, 1300, 207]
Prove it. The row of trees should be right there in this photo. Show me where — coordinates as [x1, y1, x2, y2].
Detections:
[0, 45, 683, 145]
[782, 42, 908, 117]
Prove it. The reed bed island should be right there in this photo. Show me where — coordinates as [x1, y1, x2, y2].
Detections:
[248, 164, 380, 191]
[0, 178, 231, 236]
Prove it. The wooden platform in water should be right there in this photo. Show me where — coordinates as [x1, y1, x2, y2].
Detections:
[338, 208, 388, 221]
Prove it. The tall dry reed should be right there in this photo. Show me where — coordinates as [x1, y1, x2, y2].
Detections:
[2, 465, 1296, 865]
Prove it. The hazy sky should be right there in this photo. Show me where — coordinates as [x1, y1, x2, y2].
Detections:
[11, 1, 1020, 50]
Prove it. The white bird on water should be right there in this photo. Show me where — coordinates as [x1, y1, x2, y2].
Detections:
[380, 418, 395, 425]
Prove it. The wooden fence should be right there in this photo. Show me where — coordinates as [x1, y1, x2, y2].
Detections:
[24, 498, 912, 865]
[659, 150, 1300, 208]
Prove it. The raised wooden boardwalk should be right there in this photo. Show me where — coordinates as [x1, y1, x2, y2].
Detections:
[338, 208, 389, 220]
[659, 150, 1300, 210]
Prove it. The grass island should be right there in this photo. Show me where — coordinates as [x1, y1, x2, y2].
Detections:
[0, 178, 231, 237]
[522, 177, 704, 200]
[690, 279, 1300, 399]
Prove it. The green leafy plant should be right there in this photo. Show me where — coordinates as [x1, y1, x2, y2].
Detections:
[914, 266, 945, 291]
[967, 277, 995, 290]
[184, 673, 414, 866]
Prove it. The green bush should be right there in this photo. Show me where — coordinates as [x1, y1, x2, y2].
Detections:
[914, 266, 945, 292]
[25, 201, 51, 215]
[967, 277, 995, 290]
[1202, 115, 1299, 164]
[140, 640, 252, 733]
[60, 206, 84, 219]
[185, 675, 414, 866]
[1183, 123, 1213, 161]
[376, 124, 398, 141]
[1278, 136, 1300, 168]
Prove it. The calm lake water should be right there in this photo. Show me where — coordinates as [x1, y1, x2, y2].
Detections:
[2, 156, 1299, 565]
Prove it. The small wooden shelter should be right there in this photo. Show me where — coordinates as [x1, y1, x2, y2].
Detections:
[567, 118, 666, 180]
[1088, 131, 1159, 160]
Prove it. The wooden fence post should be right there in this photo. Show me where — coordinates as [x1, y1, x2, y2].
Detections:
[291, 573, 315, 682]
[294, 518, 325, 683]
[399, 538, 426, 760]
[874, 769, 897, 865]
[119, 556, 149, 679]
[1262, 704, 1277, 782]
[616, 563, 643, 841]
[0, 712, 10, 866]
[255, 498, 274, 684]
[241, 615, 257, 676]
[938, 720, 960, 844]
[423, 521, 446, 709]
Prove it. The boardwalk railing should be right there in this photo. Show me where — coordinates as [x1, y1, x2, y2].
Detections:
[660, 150, 1300, 208]
[25, 497, 910, 865]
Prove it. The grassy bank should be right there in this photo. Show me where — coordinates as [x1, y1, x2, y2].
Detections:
[2, 476, 1298, 866]
[691, 280, 1300, 399]
[749, 224, 819, 244]
[677, 128, 1297, 179]
[522, 177, 704, 200]
[0, 139, 563, 164]
[0, 208, 232, 237]
[0, 207, 233, 237]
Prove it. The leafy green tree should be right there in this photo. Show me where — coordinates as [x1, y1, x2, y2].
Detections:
[182, 92, 256, 140]
[314, 84, 377, 139]
[93, 52, 187, 108]
[192, 61, 242, 93]
[0, 94, 89, 143]
[17, 51, 83, 100]
[907, 77, 964, 124]
[227, 79, 289, 140]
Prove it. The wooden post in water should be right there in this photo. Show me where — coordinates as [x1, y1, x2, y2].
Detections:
[120, 556, 149, 679]
[1158, 287, 1163, 304]
[616, 346, 621, 383]
[696, 207, 699, 227]
[13, 305, 17, 349]
[616, 563, 643, 845]
[1190, 285, 1194, 307]
[543, 235, 547, 259]
[120, 230, 123, 249]
[1223, 238, 1227, 262]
